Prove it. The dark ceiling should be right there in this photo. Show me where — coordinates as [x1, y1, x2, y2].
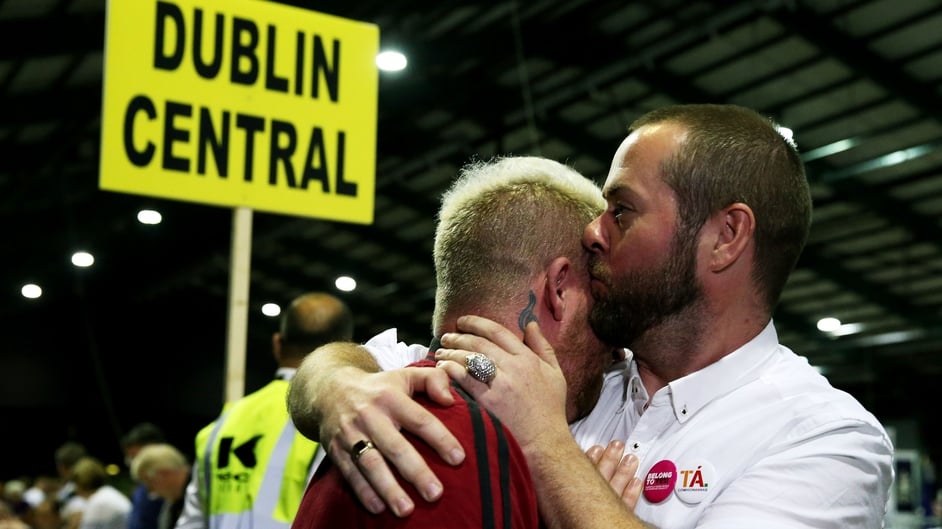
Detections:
[2, 0, 941, 478]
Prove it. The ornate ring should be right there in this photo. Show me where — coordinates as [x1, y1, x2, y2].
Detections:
[351, 439, 376, 462]
[465, 353, 497, 384]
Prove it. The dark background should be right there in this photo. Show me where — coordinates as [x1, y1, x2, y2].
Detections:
[1, 0, 940, 499]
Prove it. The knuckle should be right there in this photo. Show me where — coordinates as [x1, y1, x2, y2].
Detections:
[356, 451, 386, 472]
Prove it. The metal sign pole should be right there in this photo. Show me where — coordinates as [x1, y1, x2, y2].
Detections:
[224, 206, 253, 403]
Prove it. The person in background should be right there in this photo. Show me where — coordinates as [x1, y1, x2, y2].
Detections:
[288, 104, 894, 528]
[13, 476, 59, 529]
[130, 444, 190, 529]
[175, 292, 354, 529]
[122, 423, 167, 529]
[22, 476, 58, 511]
[0, 501, 29, 529]
[1, 481, 27, 518]
[53, 442, 88, 529]
[30, 497, 62, 529]
[290, 156, 641, 528]
[71, 457, 131, 529]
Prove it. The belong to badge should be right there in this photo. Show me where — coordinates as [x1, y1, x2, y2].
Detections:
[643, 459, 677, 503]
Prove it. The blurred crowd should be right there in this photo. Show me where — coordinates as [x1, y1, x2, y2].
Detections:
[1, 425, 189, 529]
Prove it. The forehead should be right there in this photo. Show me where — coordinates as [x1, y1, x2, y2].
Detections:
[602, 122, 686, 196]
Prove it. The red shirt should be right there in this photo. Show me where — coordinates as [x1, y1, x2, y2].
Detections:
[291, 361, 539, 529]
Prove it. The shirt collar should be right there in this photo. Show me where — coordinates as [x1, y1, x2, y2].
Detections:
[275, 367, 297, 381]
[625, 359, 648, 418]
[657, 320, 779, 423]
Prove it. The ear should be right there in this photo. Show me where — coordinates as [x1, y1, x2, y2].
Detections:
[709, 202, 755, 272]
[542, 256, 572, 322]
[272, 332, 283, 363]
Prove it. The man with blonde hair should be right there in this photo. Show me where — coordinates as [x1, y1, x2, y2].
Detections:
[289, 156, 638, 527]
[72, 457, 131, 529]
[131, 444, 190, 529]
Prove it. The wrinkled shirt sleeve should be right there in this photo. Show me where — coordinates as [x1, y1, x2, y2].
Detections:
[362, 328, 429, 372]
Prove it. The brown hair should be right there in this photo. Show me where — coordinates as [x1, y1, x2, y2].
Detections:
[278, 293, 354, 359]
[631, 104, 812, 312]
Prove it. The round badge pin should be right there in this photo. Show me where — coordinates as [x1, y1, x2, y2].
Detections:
[643, 459, 677, 503]
[674, 461, 716, 504]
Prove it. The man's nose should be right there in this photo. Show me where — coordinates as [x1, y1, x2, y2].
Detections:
[583, 216, 606, 253]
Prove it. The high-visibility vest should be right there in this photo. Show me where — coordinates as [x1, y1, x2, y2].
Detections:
[194, 379, 318, 529]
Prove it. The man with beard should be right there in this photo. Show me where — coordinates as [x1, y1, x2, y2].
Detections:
[287, 104, 894, 528]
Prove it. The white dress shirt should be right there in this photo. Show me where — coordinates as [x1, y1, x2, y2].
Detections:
[79, 485, 131, 529]
[363, 322, 894, 528]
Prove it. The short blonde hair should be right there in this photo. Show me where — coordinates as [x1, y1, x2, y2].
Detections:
[72, 457, 107, 491]
[130, 444, 188, 482]
[432, 156, 604, 331]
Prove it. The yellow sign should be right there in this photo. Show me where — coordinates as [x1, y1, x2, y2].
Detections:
[100, 0, 379, 224]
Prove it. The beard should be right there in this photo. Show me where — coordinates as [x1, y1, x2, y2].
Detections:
[589, 232, 702, 348]
[556, 312, 614, 423]
[556, 305, 611, 422]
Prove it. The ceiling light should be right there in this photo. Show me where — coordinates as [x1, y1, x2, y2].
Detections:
[261, 303, 281, 317]
[335, 276, 357, 292]
[376, 50, 407, 72]
[820, 141, 939, 183]
[72, 251, 95, 268]
[816, 317, 841, 332]
[21, 283, 42, 299]
[857, 329, 926, 347]
[831, 322, 864, 336]
[137, 209, 162, 224]
[800, 137, 859, 162]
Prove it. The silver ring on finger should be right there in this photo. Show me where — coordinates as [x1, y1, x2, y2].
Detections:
[465, 352, 496, 384]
